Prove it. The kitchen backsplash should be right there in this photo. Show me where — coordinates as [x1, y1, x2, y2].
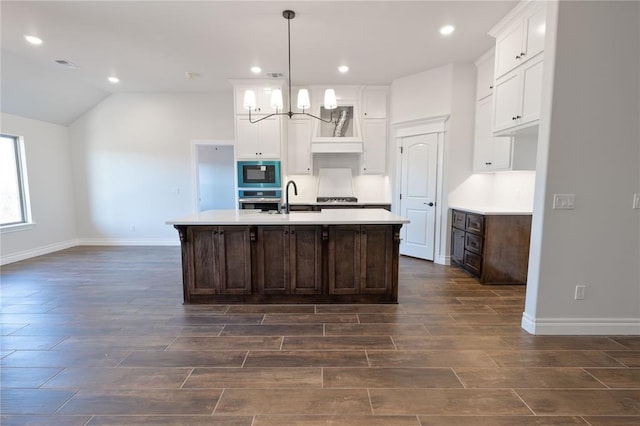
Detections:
[448, 171, 536, 211]
[284, 174, 391, 203]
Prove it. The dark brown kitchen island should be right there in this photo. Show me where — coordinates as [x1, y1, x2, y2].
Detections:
[168, 209, 409, 304]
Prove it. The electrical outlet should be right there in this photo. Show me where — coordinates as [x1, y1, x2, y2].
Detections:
[633, 193, 640, 209]
[575, 285, 586, 300]
[553, 194, 575, 210]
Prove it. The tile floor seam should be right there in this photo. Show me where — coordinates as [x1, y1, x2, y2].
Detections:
[178, 367, 195, 389]
[82, 415, 94, 426]
[51, 388, 81, 415]
[241, 350, 250, 367]
[211, 387, 225, 415]
[217, 324, 226, 336]
[581, 367, 613, 389]
[163, 336, 179, 351]
[366, 387, 374, 415]
[579, 416, 595, 426]
[450, 367, 467, 389]
[37, 366, 67, 388]
[510, 388, 538, 416]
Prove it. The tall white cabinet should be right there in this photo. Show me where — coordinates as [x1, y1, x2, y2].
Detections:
[361, 86, 389, 175]
[473, 49, 513, 172]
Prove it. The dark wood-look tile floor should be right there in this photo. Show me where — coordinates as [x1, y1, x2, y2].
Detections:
[1, 246, 639, 425]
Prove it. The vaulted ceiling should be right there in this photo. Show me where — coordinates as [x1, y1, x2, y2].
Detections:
[1, 1, 517, 125]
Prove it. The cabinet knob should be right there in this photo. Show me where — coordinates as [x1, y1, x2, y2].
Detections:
[219, 231, 224, 235]
[512, 116, 517, 120]
[284, 230, 288, 235]
[489, 85, 494, 89]
[485, 162, 492, 165]
[291, 230, 295, 234]
[516, 115, 521, 119]
[520, 52, 526, 57]
[213, 231, 218, 235]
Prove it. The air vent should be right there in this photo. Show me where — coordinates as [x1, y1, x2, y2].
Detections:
[54, 59, 79, 69]
[265, 72, 284, 78]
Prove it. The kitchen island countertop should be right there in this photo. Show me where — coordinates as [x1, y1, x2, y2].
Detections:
[167, 208, 409, 226]
[448, 205, 533, 215]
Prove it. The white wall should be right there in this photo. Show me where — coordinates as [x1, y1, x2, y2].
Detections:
[1, 113, 78, 264]
[69, 92, 234, 244]
[390, 63, 477, 264]
[524, 1, 640, 334]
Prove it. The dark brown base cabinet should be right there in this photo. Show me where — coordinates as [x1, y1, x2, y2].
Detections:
[175, 224, 402, 303]
[450, 209, 532, 285]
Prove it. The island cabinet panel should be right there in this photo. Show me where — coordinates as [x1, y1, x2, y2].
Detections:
[361, 225, 394, 294]
[255, 226, 290, 294]
[180, 226, 252, 301]
[253, 226, 322, 296]
[328, 225, 362, 295]
[289, 226, 322, 295]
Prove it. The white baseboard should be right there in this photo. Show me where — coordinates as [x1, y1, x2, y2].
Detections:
[1, 238, 181, 265]
[77, 238, 180, 246]
[435, 254, 450, 266]
[0, 239, 79, 266]
[522, 312, 640, 335]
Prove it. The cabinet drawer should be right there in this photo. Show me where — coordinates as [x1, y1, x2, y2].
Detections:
[465, 233, 483, 255]
[465, 213, 485, 235]
[452, 210, 466, 230]
[463, 251, 482, 276]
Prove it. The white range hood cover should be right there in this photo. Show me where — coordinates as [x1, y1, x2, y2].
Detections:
[316, 168, 355, 198]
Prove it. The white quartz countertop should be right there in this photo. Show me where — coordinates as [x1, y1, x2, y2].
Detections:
[449, 205, 533, 215]
[167, 209, 409, 226]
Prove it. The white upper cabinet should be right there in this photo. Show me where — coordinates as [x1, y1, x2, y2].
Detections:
[493, 2, 546, 79]
[287, 118, 312, 175]
[232, 81, 284, 116]
[490, 1, 546, 134]
[475, 49, 495, 101]
[361, 119, 387, 174]
[493, 53, 543, 133]
[362, 87, 388, 119]
[474, 95, 512, 172]
[236, 116, 281, 159]
[361, 86, 389, 174]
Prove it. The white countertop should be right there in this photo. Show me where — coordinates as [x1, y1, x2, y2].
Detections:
[449, 205, 533, 215]
[167, 209, 409, 226]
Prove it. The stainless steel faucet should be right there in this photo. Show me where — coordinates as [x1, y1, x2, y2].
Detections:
[285, 180, 298, 214]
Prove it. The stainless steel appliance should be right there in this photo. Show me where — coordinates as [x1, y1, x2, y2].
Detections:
[237, 160, 281, 188]
[238, 189, 281, 211]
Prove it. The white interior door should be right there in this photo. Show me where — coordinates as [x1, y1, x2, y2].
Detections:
[399, 133, 438, 260]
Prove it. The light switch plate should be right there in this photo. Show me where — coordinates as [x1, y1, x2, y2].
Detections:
[553, 194, 575, 210]
[633, 193, 640, 209]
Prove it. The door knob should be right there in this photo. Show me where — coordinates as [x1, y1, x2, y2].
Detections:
[424, 202, 434, 207]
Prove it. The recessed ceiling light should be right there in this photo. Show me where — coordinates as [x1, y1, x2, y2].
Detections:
[338, 65, 349, 73]
[108, 76, 120, 84]
[439, 25, 455, 35]
[251, 66, 262, 74]
[24, 35, 43, 45]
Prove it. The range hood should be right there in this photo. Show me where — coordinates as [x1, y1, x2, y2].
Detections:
[316, 168, 356, 200]
[311, 105, 362, 153]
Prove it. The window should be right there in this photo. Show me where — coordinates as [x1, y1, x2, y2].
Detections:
[1, 134, 31, 229]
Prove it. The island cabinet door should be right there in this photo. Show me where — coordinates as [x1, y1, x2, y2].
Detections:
[328, 225, 361, 295]
[289, 226, 322, 294]
[360, 225, 393, 294]
[255, 226, 290, 294]
[214, 226, 252, 295]
[187, 227, 219, 295]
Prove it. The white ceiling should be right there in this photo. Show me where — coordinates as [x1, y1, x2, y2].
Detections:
[1, 0, 517, 125]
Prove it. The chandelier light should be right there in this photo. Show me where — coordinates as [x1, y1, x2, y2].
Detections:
[244, 10, 337, 124]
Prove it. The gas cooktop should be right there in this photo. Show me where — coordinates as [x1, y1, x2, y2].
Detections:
[316, 197, 358, 203]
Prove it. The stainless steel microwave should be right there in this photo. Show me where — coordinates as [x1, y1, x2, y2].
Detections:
[237, 161, 281, 188]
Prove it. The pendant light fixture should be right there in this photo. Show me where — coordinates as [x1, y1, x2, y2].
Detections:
[243, 10, 337, 124]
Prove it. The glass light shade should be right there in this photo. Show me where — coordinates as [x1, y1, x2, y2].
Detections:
[270, 89, 283, 110]
[243, 90, 256, 110]
[324, 89, 337, 110]
[296, 89, 311, 110]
